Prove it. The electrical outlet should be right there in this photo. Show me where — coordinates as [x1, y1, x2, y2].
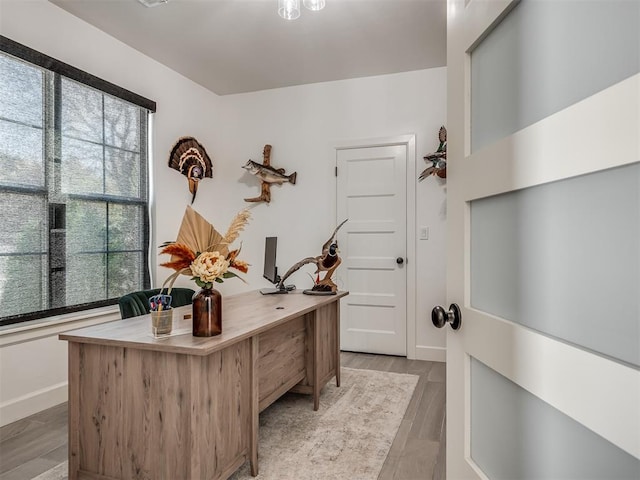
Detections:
[420, 226, 429, 240]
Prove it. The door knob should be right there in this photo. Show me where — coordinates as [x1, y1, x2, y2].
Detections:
[396, 257, 404, 265]
[431, 304, 462, 330]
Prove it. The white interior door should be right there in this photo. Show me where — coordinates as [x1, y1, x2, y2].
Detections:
[337, 144, 407, 356]
[446, 0, 640, 478]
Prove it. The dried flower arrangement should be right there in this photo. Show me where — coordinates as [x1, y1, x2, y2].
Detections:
[159, 206, 250, 290]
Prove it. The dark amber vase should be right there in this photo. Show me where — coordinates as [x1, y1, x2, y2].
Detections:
[192, 287, 222, 337]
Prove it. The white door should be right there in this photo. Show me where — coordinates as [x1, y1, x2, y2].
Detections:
[337, 144, 407, 356]
[446, 0, 640, 478]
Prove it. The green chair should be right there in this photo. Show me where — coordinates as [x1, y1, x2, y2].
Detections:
[118, 288, 195, 319]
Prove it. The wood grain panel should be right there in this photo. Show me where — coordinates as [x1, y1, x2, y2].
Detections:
[315, 303, 338, 385]
[192, 340, 251, 479]
[148, 350, 191, 479]
[73, 343, 252, 480]
[289, 304, 339, 401]
[257, 317, 306, 408]
[121, 347, 152, 479]
[156, 350, 193, 479]
[289, 312, 315, 392]
[77, 344, 124, 479]
[250, 337, 259, 476]
[68, 342, 80, 480]
[77, 470, 119, 480]
[335, 303, 341, 387]
[313, 312, 321, 410]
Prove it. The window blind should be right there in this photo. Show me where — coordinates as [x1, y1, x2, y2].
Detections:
[0, 37, 154, 326]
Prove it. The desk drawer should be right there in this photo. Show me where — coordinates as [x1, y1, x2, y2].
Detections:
[257, 316, 307, 411]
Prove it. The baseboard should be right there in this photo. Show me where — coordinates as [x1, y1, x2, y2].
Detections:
[0, 381, 67, 427]
[414, 345, 446, 362]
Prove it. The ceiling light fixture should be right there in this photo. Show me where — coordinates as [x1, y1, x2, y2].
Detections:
[278, 0, 325, 20]
[278, 0, 300, 20]
[137, 0, 169, 7]
[303, 0, 325, 11]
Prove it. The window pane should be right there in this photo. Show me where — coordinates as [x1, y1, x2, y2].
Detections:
[0, 254, 46, 317]
[471, 163, 640, 367]
[61, 78, 102, 144]
[104, 95, 140, 151]
[0, 192, 46, 254]
[66, 253, 106, 305]
[108, 252, 143, 298]
[0, 46, 150, 324]
[109, 204, 142, 251]
[471, 357, 640, 478]
[50, 270, 66, 309]
[61, 137, 104, 195]
[105, 147, 140, 198]
[0, 120, 45, 187]
[0, 53, 43, 127]
[67, 201, 106, 253]
[471, 0, 640, 152]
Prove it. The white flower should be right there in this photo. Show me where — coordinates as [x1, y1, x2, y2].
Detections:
[190, 251, 230, 283]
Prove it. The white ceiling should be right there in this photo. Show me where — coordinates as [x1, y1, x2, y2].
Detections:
[49, 0, 447, 95]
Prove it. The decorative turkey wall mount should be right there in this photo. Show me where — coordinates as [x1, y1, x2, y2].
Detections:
[419, 126, 447, 181]
[242, 144, 297, 203]
[168, 136, 213, 203]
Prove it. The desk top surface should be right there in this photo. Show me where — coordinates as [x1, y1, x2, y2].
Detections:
[59, 289, 347, 356]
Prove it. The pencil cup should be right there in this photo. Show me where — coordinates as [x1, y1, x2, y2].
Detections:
[151, 309, 173, 337]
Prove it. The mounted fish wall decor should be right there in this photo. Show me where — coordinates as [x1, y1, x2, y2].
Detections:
[168, 137, 213, 204]
[242, 144, 297, 203]
[419, 126, 447, 181]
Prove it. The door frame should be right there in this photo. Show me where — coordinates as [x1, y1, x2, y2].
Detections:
[331, 134, 417, 359]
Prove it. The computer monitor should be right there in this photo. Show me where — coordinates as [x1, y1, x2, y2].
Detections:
[260, 237, 287, 294]
[263, 236, 279, 284]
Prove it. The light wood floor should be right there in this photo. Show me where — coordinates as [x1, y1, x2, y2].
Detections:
[0, 352, 445, 480]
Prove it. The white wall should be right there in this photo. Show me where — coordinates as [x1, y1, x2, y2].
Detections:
[205, 71, 448, 362]
[0, 0, 446, 426]
[158, 69, 448, 360]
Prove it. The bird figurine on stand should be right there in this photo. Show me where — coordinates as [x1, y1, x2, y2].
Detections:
[168, 137, 213, 204]
[277, 219, 348, 295]
[419, 126, 447, 181]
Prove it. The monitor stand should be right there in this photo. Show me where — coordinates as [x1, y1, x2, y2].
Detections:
[259, 287, 288, 295]
[260, 283, 296, 295]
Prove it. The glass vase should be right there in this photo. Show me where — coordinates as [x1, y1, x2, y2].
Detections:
[192, 286, 222, 337]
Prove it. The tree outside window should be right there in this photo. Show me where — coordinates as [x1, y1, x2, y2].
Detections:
[0, 50, 150, 326]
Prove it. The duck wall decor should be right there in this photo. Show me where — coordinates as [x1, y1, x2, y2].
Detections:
[168, 137, 213, 204]
[242, 144, 297, 203]
[419, 126, 447, 181]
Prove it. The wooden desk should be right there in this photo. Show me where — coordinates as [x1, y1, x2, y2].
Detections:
[59, 289, 347, 480]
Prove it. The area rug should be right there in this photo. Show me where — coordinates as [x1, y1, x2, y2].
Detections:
[33, 367, 418, 480]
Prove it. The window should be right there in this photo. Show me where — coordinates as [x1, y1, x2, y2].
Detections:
[0, 37, 156, 326]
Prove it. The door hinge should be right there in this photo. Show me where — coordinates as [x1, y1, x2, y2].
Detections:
[335, 166, 338, 177]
